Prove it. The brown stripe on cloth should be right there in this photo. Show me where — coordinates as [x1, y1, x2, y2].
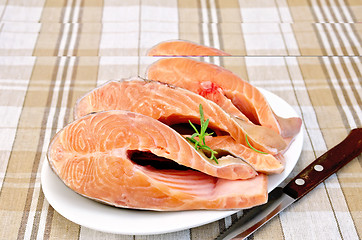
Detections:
[325, 2, 362, 56]
[60, 1, 78, 56]
[198, 0, 214, 63]
[178, 0, 202, 43]
[216, 0, 241, 23]
[345, 0, 359, 22]
[319, 57, 361, 239]
[320, 1, 352, 55]
[34, 54, 78, 239]
[73, 0, 102, 56]
[321, 56, 361, 127]
[18, 0, 69, 237]
[63, 1, 84, 123]
[320, 23, 339, 55]
[306, 1, 329, 55]
[205, 0, 220, 65]
[13, 0, 84, 239]
[337, 155, 362, 239]
[308, 0, 362, 129]
[309, 0, 362, 228]
[287, 0, 316, 22]
[197, 0, 205, 51]
[178, 0, 244, 55]
[19, 58, 69, 238]
[288, 1, 327, 55]
[31, 184, 47, 240]
[1, 1, 67, 238]
[178, 0, 201, 44]
[63, 59, 80, 125]
[333, 0, 354, 22]
[329, 22, 349, 55]
[312, 0, 360, 129]
[205, 0, 215, 47]
[291, 23, 321, 55]
[312, 24, 329, 55]
[348, 57, 362, 109]
[189, 220, 219, 239]
[0, 57, 37, 239]
[33, 23, 62, 56]
[337, 23, 360, 56]
[46, 3, 102, 240]
[347, 23, 362, 55]
[310, 0, 362, 57]
[42, 55, 102, 239]
[214, 0, 228, 61]
[336, 57, 362, 123]
[8, 57, 63, 239]
[215, 0, 245, 55]
[220, 22, 246, 55]
[313, 1, 341, 54]
[222, 57, 248, 83]
[49, 3, 103, 240]
[214, 2, 226, 58]
[0, 0, 7, 21]
[321, 56, 360, 235]
[41, 61, 75, 237]
[73, 23, 102, 56]
[297, 57, 353, 239]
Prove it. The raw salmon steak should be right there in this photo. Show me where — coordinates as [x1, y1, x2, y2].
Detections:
[74, 77, 287, 157]
[47, 110, 268, 211]
[74, 81, 260, 180]
[146, 58, 302, 140]
[147, 40, 231, 56]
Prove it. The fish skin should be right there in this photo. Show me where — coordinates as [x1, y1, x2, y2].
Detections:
[147, 39, 231, 56]
[146, 58, 302, 140]
[48, 110, 267, 211]
[74, 77, 286, 155]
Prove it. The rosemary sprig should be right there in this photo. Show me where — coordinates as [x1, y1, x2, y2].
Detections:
[186, 104, 219, 164]
[245, 134, 268, 154]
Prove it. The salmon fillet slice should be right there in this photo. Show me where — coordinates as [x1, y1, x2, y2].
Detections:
[74, 77, 287, 155]
[147, 40, 231, 56]
[146, 58, 302, 140]
[47, 110, 267, 211]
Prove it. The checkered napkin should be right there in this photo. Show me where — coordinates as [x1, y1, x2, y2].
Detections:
[0, 0, 361, 239]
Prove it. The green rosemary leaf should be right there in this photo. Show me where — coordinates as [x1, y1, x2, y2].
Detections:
[199, 104, 204, 124]
[187, 104, 220, 164]
[188, 120, 199, 134]
[198, 145, 210, 150]
[201, 118, 209, 135]
[186, 137, 197, 144]
[245, 134, 268, 154]
[190, 132, 198, 139]
[210, 152, 218, 164]
[194, 141, 200, 150]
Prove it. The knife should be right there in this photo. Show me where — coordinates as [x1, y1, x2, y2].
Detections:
[215, 128, 362, 240]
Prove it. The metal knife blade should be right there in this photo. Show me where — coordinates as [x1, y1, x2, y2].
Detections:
[215, 128, 362, 240]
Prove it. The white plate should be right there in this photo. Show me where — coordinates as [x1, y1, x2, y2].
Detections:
[41, 88, 303, 235]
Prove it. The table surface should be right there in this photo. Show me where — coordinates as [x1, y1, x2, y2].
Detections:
[0, 0, 361, 239]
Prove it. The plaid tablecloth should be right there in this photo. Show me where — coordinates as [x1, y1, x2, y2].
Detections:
[0, 0, 361, 239]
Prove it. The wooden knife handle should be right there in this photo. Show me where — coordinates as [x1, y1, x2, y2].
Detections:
[284, 128, 362, 200]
